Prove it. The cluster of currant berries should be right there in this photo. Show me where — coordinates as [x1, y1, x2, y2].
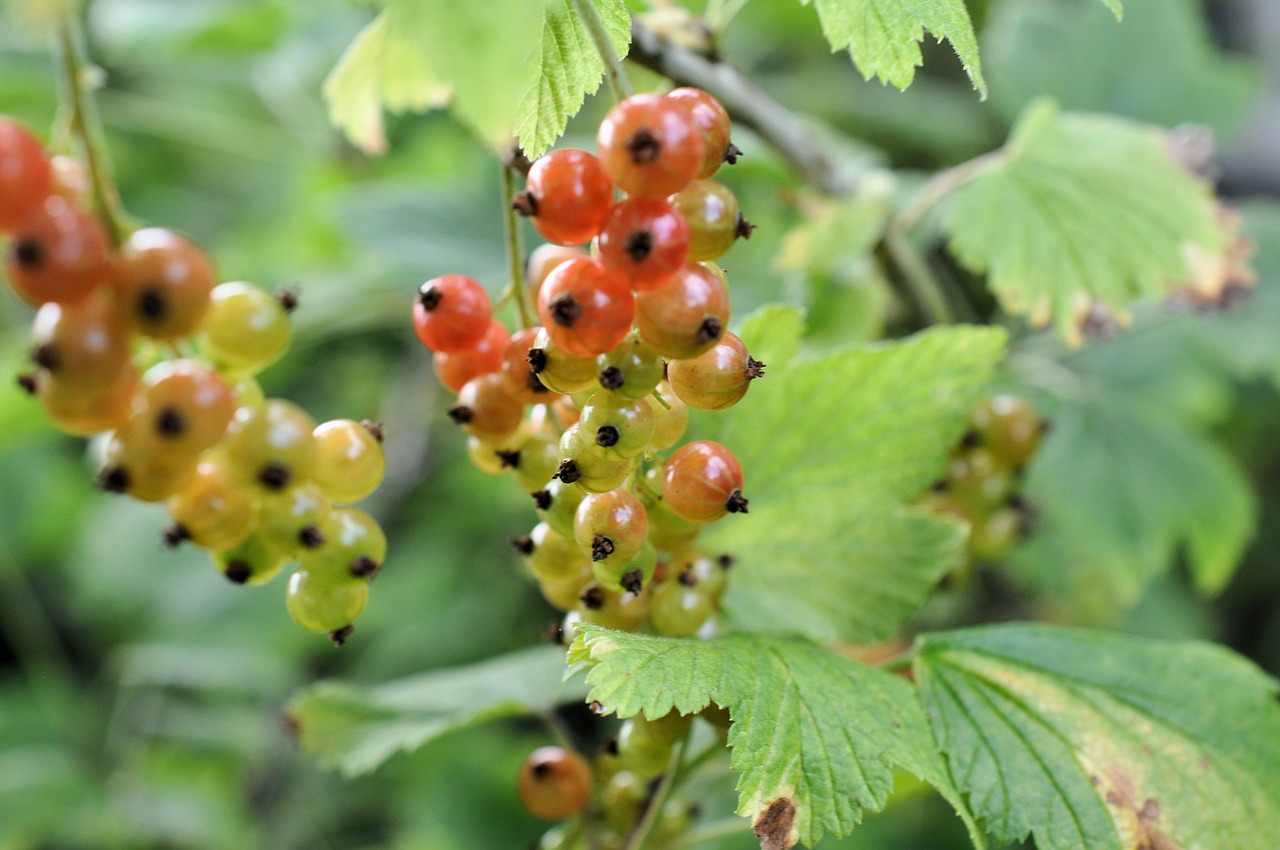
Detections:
[1, 116, 387, 645]
[517, 708, 717, 850]
[413, 88, 762, 647]
[920, 395, 1045, 562]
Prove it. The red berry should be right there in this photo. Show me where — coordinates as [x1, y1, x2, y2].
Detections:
[29, 296, 132, 394]
[413, 274, 493, 353]
[0, 117, 52, 232]
[433, 319, 508, 393]
[517, 746, 593, 821]
[517, 150, 615, 246]
[6, 197, 110, 305]
[113, 228, 217, 341]
[665, 88, 733, 178]
[448, 372, 524, 442]
[667, 332, 764, 411]
[501, 326, 559, 405]
[536, 257, 634, 358]
[597, 197, 690, 292]
[526, 243, 588, 303]
[662, 440, 747, 523]
[598, 94, 705, 198]
[670, 180, 743, 262]
[634, 262, 729, 360]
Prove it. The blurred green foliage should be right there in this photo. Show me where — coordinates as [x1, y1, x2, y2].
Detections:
[0, 0, 1278, 848]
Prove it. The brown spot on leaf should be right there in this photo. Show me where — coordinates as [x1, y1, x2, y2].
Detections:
[753, 798, 796, 850]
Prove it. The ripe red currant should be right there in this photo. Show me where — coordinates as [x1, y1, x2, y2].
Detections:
[413, 274, 492, 353]
[662, 440, 747, 523]
[7, 197, 110, 305]
[665, 88, 735, 178]
[448, 372, 524, 442]
[596, 197, 689, 291]
[536, 257, 634, 358]
[517, 746, 593, 821]
[515, 149, 615, 246]
[667, 331, 764, 410]
[0, 117, 52, 232]
[433, 319, 508, 393]
[597, 94, 705, 198]
[634, 262, 729, 360]
[112, 228, 218, 341]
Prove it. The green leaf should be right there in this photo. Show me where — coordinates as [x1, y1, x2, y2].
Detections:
[945, 99, 1222, 343]
[693, 319, 1006, 643]
[915, 624, 1280, 850]
[516, 0, 631, 159]
[570, 626, 986, 849]
[286, 645, 587, 777]
[799, 0, 986, 97]
[326, 0, 628, 155]
[984, 0, 1254, 141]
[1019, 380, 1255, 603]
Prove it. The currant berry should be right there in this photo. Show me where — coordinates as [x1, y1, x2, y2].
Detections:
[523, 521, 592, 584]
[649, 578, 715, 637]
[574, 489, 649, 564]
[578, 389, 655, 460]
[665, 88, 735, 178]
[36, 365, 138, 436]
[596, 198, 690, 291]
[536, 257, 634, 358]
[6, 198, 109, 305]
[165, 461, 256, 552]
[532, 478, 588, 537]
[598, 94, 705, 198]
[517, 746, 593, 821]
[970, 395, 1044, 472]
[285, 568, 369, 634]
[578, 581, 650, 631]
[222, 399, 318, 492]
[515, 150, 615, 246]
[29, 296, 132, 394]
[413, 275, 492, 353]
[526, 243, 588, 303]
[311, 418, 386, 504]
[634, 262, 729, 360]
[662, 440, 747, 523]
[0, 118, 51, 231]
[667, 332, 764, 411]
[98, 427, 199, 503]
[538, 565, 595, 612]
[593, 540, 656, 594]
[448, 372, 524, 442]
[671, 551, 732, 600]
[969, 506, 1022, 561]
[670, 180, 745, 262]
[596, 331, 665, 400]
[557, 424, 634, 494]
[113, 228, 217, 340]
[501, 327, 559, 405]
[257, 482, 333, 555]
[212, 532, 287, 586]
[198, 282, 292, 373]
[616, 716, 672, 780]
[467, 427, 528, 476]
[304, 507, 388, 580]
[602, 770, 647, 834]
[430, 319, 507, 393]
[135, 359, 237, 456]
[528, 326, 598, 394]
[647, 382, 689, 451]
[945, 447, 1014, 513]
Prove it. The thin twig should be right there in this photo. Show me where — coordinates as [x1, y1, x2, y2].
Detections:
[56, 8, 128, 246]
[629, 19, 855, 195]
[571, 0, 635, 101]
[892, 151, 1003, 234]
[500, 164, 537, 329]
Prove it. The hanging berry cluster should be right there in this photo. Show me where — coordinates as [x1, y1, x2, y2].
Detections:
[1, 116, 387, 645]
[413, 89, 761, 650]
[921, 395, 1046, 563]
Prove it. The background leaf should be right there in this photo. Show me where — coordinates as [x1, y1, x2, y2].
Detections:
[287, 645, 588, 777]
[915, 624, 1280, 850]
[570, 626, 986, 849]
[693, 313, 1006, 643]
[945, 99, 1222, 342]
[798, 0, 986, 96]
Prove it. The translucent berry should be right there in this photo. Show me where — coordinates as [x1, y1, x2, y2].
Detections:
[433, 318, 508, 393]
[574, 489, 649, 565]
[448, 372, 524, 442]
[665, 87, 734, 178]
[649, 578, 716, 637]
[7, 197, 109, 305]
[222, 399, 318, 492]
[304, 507, 388, 580]
[135, 359, 237, 456]
[523, 521, 592, 584]
[257, 482, 333, 555]
[285, 569, 369, 634]
[579, 390, 655, 459]
[198, 282, 292, 374]
[528, 326, 598, 394]
[662, 440, 747, 523]
[598, 94, 705, 197]
[667, 332, 763, 411]
[212, 532, 287, 586]
[517, 746, 593, 821]
[557, 424, 633, 494]
[634, 262, 729, 360]
[509, 431, 562, 493]
[501, 327, 559, 406]
[532, 478, 588, 537]
[596, 197, 689, 292]
[36, 366, 138, 436]
[311, 418, 386, 504]
[647, 382, 689, 450]
[670, 180, 744, 262]
[112, 228, 217, 341]
[29, 296, 132, 394]
[0, 117, 52, 231]
[536, 257, 634, 358]
[165, 461, 256, 552]
[516, 150, 615, 246]
[413, 274, 492, 353]
[526, 243, 587, 303]
[596, 330, 665, 400]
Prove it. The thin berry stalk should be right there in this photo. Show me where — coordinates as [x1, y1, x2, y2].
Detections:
[500, 164, 537, 329]
[569, 0, 634, 102]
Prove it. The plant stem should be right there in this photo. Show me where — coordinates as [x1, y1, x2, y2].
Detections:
[623, 736, 686, 850]
[885, 230, 955, 325]
[571, 0, 634, 102]
[629, 19, 855, 195]
[892, 152, 1002, 235]
[500, 164, 537, 329]
[55, 6, 128, 246]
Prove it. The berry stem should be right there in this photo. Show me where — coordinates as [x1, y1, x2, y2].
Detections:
[54, 8, 129, 247]
[570, 0, 635, 102]
[892, 151, 1003, 235]
[884, 230, 955, 326]
[621, 733, 685, 850]
[500, 164, 537, 329]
